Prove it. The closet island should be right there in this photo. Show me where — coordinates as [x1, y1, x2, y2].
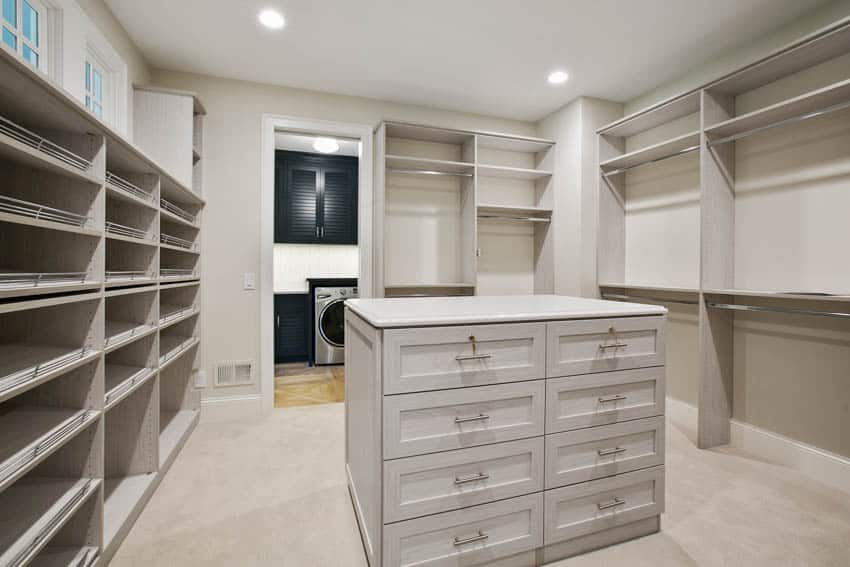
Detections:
[344, 295, 667, 566]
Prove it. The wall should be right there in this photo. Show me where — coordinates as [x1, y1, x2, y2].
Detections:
[274, 244, 359, 293]
[148, 68, 536, 402]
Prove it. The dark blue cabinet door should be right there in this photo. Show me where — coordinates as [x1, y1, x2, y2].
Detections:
[275, 294, 310, 363]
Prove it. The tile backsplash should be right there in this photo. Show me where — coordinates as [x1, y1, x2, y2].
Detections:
[274, 244, 359, 292]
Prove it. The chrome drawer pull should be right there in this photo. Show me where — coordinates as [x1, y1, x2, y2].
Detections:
[598, 446, 627, 457]
[597, 497, 625, 511]
[455, 353, 492, 361]
[598, 343, 628, 350]
[455, 472, 490, 485]
[454, 413, 490, 424]
[598, 394, 627, 404]
[453, 530, 489, 546]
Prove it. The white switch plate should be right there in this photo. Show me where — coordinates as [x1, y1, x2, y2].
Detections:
[194, 370, 207, 389]
[243, 272, 256, 290]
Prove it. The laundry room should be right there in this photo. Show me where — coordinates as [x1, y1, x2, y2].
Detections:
[273, 131, 360, 408]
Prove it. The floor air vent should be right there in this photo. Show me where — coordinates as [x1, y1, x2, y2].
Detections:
[214, 360, 254, 387]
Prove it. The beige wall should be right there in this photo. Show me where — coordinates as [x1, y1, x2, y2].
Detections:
[149, 68, 535, 400]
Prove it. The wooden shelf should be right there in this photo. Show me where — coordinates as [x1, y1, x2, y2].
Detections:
[103, 473, 156, 548]
[386, 155, 474, 175]
[104, 365, 156, 411]
[159, 410, 199, 468]
[104, 322, 157, 354]
[105, 232, 157, 248]
[0, 211, 100, 238]
[703, 288, 850, 303]
[104, 284, 157, 298]
[0, 131, 102, 186]
[0, 477, 100, 566]
[705, 78, 850, 142]
[0, 291, 102, 316]
[159, 336, 199, 368]
[160, 208, 200, 230]
[160, 242, 200, 255]
[0, 345, 98, 404]
[33, 545, 99, 567]
[598, 92, 701, 138]
[0, 277, 100, 301]
[104, 275, 156, 288]
[476, 164, 552, 180]
[600, 131, 700, 172]
[478, 203, 552, 217]
[159, 305, 199, 329]
[476, 134, 554, 153]
[159, 280, 200, 291]
[385, 282, 475, 289]
[599, 283, 700, 295]
[0, 407, 98, 491]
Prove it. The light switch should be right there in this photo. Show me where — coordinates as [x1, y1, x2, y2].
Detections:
[243, 272, 256, 290]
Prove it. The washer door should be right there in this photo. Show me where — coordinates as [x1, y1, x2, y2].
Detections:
[319, 299, 346, 348]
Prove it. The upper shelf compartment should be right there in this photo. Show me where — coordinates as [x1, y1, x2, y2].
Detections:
[600, 131, 700, 176]
[384, 122, 475, 175]
[385, 155, 473, 176]
[598, 92, 701, 138]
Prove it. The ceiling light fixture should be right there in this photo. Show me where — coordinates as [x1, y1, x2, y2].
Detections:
[547, 70, 569, 85]
[258, 9, 285, 30]
[313, 138, 339, 154]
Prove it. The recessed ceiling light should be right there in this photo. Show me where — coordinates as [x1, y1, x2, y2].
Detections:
[547, 70, 569, 85]
[313, 138, 339, 154]
[258, 9, 285, 30]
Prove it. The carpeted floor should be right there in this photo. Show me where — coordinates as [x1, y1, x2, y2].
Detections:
[110, 403, 850, 566]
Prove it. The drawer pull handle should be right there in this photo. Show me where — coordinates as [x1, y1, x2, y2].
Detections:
[455, 413, 490, 424]
[599, 343, 628, 350]
[598, 394, 627, 404]
[454, 472, 490, 485]
[455, 353, 492, 361]
[598, 446, 627, 457]
[597, 497, 626, 511]
[453, 530, 489, 546]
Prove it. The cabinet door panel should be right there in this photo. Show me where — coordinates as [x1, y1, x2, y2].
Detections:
[321, 165, 358, 244]
[276, 163, 320, 243]
[274, 294, 310, 363]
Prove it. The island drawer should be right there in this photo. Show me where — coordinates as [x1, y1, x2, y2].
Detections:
[545, 368, 665, 434]
[383, 322, 546, 395]
[384, 437, 544, 523]
[545, 416, 665, 488]
[383, 381, 545, 459]
[383, 492, 543, 567]
[546, 316, 665, 377]
[543, 466, 664, 545]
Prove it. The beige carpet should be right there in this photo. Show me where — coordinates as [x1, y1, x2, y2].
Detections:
[111, 403, 850, 566]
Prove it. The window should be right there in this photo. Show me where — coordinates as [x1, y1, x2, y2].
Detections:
[1, 0, 47, 71]
[85, 58, 104, 118]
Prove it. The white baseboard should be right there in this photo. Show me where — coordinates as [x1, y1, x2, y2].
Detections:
[200, 394, 264, 423]
[666, 397, 850, 494]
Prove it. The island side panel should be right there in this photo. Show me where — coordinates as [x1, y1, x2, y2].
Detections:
[345, 308, 383, 567]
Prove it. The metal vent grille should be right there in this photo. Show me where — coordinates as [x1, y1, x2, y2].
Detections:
[214, 360, 254, 387]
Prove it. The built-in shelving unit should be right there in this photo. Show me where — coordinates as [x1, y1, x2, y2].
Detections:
[0, 45, 204, 564]
[374, 121, 555, 297]
[597, 19, 850, 451]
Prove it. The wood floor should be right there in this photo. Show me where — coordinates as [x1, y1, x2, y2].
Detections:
[275, 362, 345, 408]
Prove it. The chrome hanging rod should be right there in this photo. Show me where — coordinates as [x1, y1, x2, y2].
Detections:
[708, 98, 850, 147]
[601, 145, 700, 177]
[602, 293, 698, 306]
[477, 214, 550, 223]
[706, 302, 850, 320]
[387, 168, 473, 178]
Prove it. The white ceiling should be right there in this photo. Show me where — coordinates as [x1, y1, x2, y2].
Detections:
[107, 0, 830, 121]
[275, 132, 360, 156]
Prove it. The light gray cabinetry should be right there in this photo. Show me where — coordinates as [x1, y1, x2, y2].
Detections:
[345, 296, 667, 566]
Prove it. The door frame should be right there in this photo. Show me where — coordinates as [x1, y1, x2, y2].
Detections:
[260, 115, 374, 412]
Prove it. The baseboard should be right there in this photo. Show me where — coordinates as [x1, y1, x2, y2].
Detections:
[200, 394, 264, 423]
[666, 397, 850, 494]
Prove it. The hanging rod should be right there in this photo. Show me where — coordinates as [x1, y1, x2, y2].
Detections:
[708, 98, 850, 147]
[707, 302, 850, 319]
[387, 168, 473, 178]
[602, 293, 698, 306]
[601, 145, 700, 177]
[477, 214, 550, 223]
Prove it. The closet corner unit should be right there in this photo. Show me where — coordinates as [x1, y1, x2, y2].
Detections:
[0, 44, 205, 565]
[373, 121, 555, 298]
[596, 18, 850, 450]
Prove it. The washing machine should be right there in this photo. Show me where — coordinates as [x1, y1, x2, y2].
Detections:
[314, 286, 358, 365]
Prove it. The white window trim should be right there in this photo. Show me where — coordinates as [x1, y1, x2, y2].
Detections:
[1, 0, 60, 78]
[84, 32, 126, 133]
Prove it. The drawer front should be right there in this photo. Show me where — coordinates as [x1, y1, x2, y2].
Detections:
[384, 438, 544, 523]
[544, 466, 664, 545]
[545, 368, 665, 434]
[384, 323, 546, 394]
[547, 316, 665, 377]
[384, 381, 545, 459]
[384, 492, 543, 567]
[545, 416, 665, 489]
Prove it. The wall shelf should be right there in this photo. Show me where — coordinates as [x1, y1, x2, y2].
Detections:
[158, 410, 198, 469]
[386, 154, 474, 175]
[600, 131, 700, 174]
[0, 346, 97, 403]
[33, 545, 99, 567]
[104, 366, 157, 411]
[0, 195, 97, 235]
[476, 164, 552, 180]
[103, 474, 156, 549]
[0, 117, 99, 183]
[702, 288, 850, 303]
[159, 336, 199, 368]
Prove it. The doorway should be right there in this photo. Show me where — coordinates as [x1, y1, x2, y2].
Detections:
[260, 116, 374, 413]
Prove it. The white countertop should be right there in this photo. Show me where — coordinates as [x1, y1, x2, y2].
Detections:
[345, 294, 666, 328]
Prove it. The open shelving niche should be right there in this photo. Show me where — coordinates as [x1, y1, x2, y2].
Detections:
[0, 44, 204, 564]
[597, 18, 850, 452]
[374, 121, 555, 298]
